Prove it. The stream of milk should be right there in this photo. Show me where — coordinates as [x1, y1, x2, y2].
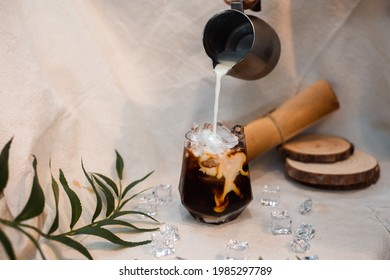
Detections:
[213, 61, 236, 134]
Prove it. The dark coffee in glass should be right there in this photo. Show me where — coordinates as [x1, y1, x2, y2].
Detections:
[178, 124, 252, 224]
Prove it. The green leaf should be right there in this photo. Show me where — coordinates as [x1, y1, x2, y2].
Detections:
[122, 171, 154, 198]
[11, 222, 47, 259]
[92, 175, 115, 217]
[59, 169, 82, 229]
[81, 160, 103, 223]
[0, 227, 16, 259]
[15, 156, 45, 222]
[93, 173, 118, 197]
[118, 187, 152, 211]
[73, 226, 151, 247]
[110, 210, 159, 223]
[49, 235, 93, 260]
[115, 150, 124, 180]
[47, 171, 60, 235]
[96, 219, 158, 232]
[0, 138, 13, 195]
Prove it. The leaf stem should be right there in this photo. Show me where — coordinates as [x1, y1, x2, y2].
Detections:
[0, 218, 47, 259]
[116, 179, 124, 215]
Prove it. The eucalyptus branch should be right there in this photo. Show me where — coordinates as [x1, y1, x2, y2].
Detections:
[0, 138, 159, 260]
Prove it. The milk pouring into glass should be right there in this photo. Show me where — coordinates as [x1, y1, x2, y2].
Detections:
[178, 56, 253, 224]
[212, 60, 235, 134]
[212, 49, 247, 132]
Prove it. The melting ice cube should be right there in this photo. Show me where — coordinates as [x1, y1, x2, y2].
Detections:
[137, 193, 157, 219]
[300, 198, 313, 215]
[153, 184, 172, 205]
[151, 232, 175, 257]
[291, 238, 311, 253]
[261, 185, 280, 206]
[271, 210, 292, 235]
[296, 223, 315, 241]
[160, 224, 180, 242]
[225, 239, 249, 260]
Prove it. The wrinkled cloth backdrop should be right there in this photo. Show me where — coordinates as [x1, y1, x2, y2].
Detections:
[1, 0, 389, 259]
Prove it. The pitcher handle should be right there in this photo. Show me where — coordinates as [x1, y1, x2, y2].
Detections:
[230, 1, 244, 12]
[231, 0, 261, 12]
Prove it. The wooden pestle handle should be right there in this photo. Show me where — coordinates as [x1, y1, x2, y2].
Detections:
[244, 80, 340, 161]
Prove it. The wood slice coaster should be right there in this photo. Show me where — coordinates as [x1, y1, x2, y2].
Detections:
[285, 150, 380, 190]
[279, 134, 354, 163]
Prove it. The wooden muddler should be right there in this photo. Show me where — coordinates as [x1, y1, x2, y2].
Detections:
[245, 80, 340, 162]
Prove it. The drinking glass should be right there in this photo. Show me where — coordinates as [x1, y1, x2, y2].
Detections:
[178, 125, 252, 224]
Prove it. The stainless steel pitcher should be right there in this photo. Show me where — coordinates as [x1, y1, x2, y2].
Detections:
[203, 0, 281, 80]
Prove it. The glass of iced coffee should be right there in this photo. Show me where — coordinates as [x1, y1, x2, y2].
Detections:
[178, 123, 252, 224]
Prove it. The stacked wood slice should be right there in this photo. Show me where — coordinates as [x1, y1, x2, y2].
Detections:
[278, 134, 380, 190]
